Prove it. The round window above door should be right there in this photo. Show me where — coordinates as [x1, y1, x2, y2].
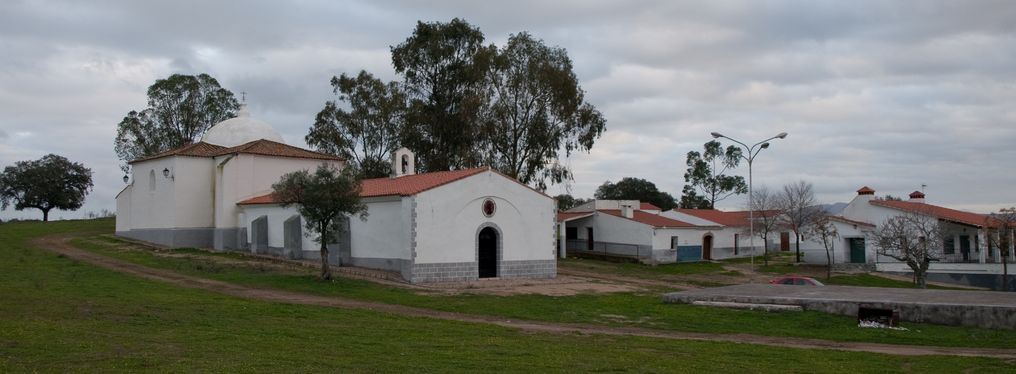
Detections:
[482, 198, 496, 217]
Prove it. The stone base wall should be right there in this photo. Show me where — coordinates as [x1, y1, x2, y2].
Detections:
[499, 259, 556, 280]
[409, 261, 476, 283]
[408, 259, 557, 283]
[832, 263, 876, 273]
[116, 228, 214, 248]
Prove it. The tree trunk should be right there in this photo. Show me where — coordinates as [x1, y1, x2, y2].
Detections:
[914, 261, 929, 289]
[763, 234, 769, 266]
[1003, 254, 1010, 292]
[825, 245, 832, 280]
[795, 233, 801, 262]
[42, 208, 50, 222]
[319, 221, 332, 280]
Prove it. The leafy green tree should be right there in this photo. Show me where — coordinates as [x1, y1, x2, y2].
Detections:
[478, 32, 605, 190]
[391, 18, 487, 172]
[114, 73, 238, 171]
[678, 186, 710, 209]
[553, 194, 591, 211]
[307, 70, 408, 179]
[594, 177, 677, 211]
[683, 140, 746, 209]
[0, 154, 93, 221]
[272, 163, 368, 280]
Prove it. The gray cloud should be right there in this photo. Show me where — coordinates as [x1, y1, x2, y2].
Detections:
[3, 0, 1016, 220]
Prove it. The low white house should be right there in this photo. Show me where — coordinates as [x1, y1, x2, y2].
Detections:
[797, 187, 1015, 288]
[117, 104, 557, 283]
[557, 201, 792, 262]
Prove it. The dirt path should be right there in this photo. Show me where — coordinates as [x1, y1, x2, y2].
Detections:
[30, 233, 1016, 359]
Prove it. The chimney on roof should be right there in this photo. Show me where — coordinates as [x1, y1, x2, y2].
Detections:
[621, 204, 634, 219]
[857, 186, 875, 196]
[391, 147, 415, 178]
[908, 191, 926, 203]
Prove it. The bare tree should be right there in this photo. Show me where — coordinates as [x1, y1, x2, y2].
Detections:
[869, 211, 945, 289]
[805, 212, 838, 279]
[985, 207, 1015, 292]
[781, 180, 819, 262]
[744, 184, 784, 266]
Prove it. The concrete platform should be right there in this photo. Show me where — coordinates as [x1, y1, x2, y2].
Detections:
[663, 284, 1016, 330]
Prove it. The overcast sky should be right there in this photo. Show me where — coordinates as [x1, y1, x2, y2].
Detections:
[2, 0, 1015, 220]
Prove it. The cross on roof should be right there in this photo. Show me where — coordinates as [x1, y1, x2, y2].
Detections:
[241, 91, 247, 103]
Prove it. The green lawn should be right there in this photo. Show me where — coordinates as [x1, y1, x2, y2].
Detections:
[2, 219, 1014, 373]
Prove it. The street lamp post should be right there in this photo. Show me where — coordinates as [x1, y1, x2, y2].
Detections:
[710, 131, 787, 283]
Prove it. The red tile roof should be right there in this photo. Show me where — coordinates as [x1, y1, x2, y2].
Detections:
[129, 142, 226, 163]
[601, 210, 696, 228]
[672, 209, 749, 226]
[217, 139, 341, 161]
[236, 194, 278, 205]
[360, 168, 488, 197]
[239, 167, 551, 204]
[130, 140, 342, 164]
[869, 200, 988, 227]
[557, 212, 594, 222]
[640, 202, 662, 211]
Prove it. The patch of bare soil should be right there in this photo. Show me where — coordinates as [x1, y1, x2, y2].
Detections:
[28, 233, 1016, 359]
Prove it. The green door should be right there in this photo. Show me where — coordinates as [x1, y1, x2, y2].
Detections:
[849, 238, 866, 263]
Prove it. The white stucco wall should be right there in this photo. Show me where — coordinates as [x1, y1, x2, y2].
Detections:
[349, 196, 413, 261]
[796, 220, 868, 264]
[127, 157, 214, 229]
[215, 154, 342, 229]
[171, 157, 215, 228]
[412, 170, 555, 264]
[240, 204, 319, 253]
[115, 185, 132, 231]
[591, 213, 652, 247]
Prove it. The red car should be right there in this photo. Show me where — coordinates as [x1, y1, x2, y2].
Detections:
[769, 277, 825, 286]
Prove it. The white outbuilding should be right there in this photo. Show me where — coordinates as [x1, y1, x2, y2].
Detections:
[116, 105, 557, 283]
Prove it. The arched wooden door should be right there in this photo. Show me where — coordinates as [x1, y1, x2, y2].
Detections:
[702, 235, 713, 260]
[478, 227, 498, 278]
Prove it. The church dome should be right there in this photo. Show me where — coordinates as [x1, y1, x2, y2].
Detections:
[200, 103, 285, 147]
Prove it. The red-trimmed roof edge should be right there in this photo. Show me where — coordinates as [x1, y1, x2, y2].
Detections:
[129, 139, 342, 164]
[239, 167, 551, 204]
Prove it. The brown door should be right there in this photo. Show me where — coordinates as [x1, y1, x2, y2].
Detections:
[781, 232, 790, 251]
[703, 235, 713, 260]
[586, 227, 594, 250]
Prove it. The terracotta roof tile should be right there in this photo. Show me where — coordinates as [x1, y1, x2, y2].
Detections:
[239, 167, 548, 204]
[601, 210, 696, 228]
[360, 168, 488, 197]
[215, 139, 341, 161]
[557, 212, 594, 222]
[673, 209, 746, 226]
[672, 209, 783, 227]
[236, 194, 278, 205]
[130, 139, 341, 164]
[640, 202, 662, 211]
[869, 200, 988, 227]
[129, 142, 226, 164]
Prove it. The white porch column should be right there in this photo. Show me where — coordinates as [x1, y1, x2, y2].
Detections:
[558, 223, 567, 258]
[978, 230, 987, 264]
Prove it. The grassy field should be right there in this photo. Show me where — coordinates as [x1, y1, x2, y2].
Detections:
[2, 219, 1015, 373]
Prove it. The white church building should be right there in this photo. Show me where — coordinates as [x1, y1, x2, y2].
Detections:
[116, 104, 557, 283]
